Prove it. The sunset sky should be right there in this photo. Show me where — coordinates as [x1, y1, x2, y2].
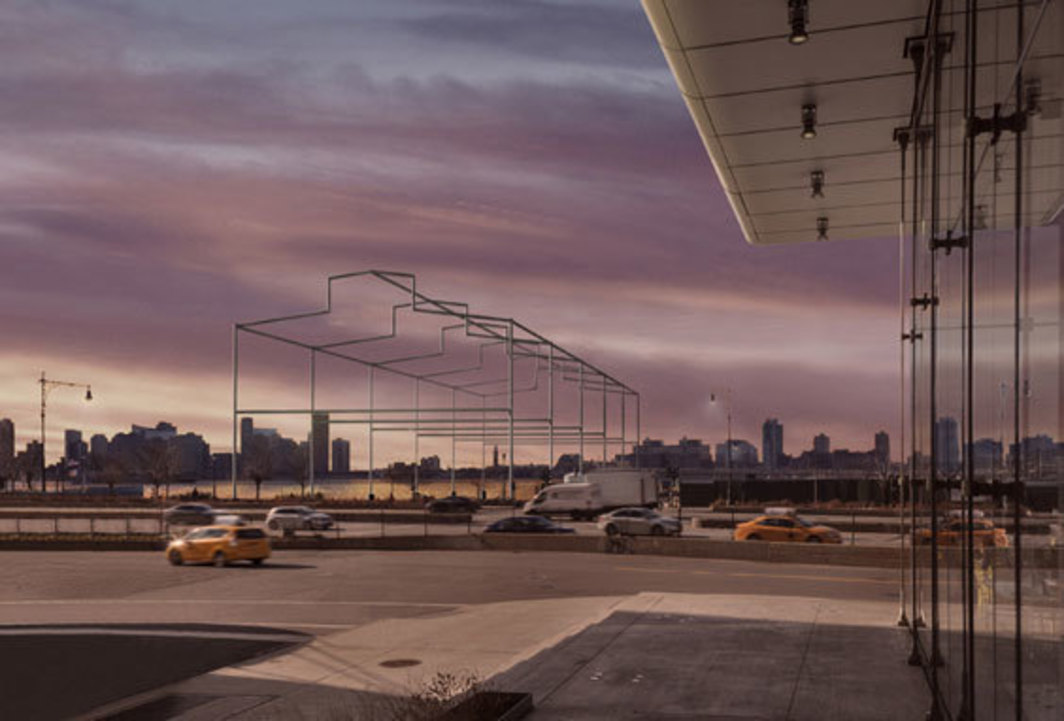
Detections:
[1, 0, 906, 465]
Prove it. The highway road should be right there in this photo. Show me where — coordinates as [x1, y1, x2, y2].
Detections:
[0, 504, 1050, 546]
[0, 506, 918, 547]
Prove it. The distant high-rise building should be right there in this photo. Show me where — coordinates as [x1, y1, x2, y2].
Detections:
[715, 440, 758, 468]
[0, 418, 14, 481]
[312, 412, 330, 474]
[874, 431, 890, 464]
[171, 432, 211, 480]
[64, 429, 84, 463]
[240, 417, 254, 455]
[19, 441, 42, 486]
[332, 438, 351, 474]
[90, 433, 108, 460]
[493, 445, 499, 468]
[617, 437, 712, 470]
[131, 422, 176, 441]
[813, 433, 831, 456]
[419, 455, 442, 476]
[762, 419, 784, 470]
[934, 417, 960, 472]
[969, 438, 1003, 471]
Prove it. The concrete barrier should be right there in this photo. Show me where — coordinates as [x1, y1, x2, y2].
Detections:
[0, 532, 1058, 570]
[0, 508, 472, 524]
[0, 537, 163, 551]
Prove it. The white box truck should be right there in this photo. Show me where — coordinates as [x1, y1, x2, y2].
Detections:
[523, 469, 658, 520]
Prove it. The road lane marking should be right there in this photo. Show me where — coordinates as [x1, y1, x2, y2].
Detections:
[726, 571, 894, 585]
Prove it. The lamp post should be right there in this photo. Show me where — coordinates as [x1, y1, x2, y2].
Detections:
[710, 389, 733, 507]
[39, 372, 93, 494]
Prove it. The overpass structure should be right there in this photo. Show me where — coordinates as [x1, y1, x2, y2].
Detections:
[232, 270, 640, 500]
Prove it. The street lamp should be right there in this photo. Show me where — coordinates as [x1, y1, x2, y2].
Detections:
[710, 389, 733, 507]
[39, 372, 93, 494]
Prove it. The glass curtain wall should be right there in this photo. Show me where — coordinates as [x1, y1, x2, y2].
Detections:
[902, 1, 1062, 719]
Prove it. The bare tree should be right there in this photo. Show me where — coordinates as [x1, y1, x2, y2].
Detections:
[291, 444, 309, 499]
[99, 457, 128, 496]
[140, 440, 178, 500]
[245, 436, 274, 502]
[871, 457, 899, 507]
[17, 450, 41, 492]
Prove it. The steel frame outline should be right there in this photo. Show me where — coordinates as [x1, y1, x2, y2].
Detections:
[231, 270, 640, 499]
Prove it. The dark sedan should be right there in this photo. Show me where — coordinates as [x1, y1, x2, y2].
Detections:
[484, 516, 576, 534]
[426, 495, 480, 514]
[163, 503, 216, 526]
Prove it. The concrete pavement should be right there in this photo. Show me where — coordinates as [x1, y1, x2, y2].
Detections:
[115, 592, 929, 720]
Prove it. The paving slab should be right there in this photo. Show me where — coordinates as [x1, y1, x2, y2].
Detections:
[496, 594, 929, 721]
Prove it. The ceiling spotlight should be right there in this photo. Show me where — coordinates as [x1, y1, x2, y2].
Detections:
[788, 0, 810, 45]
[810, 170, 825, 198]
[801, 104, 817, 139]
[816, 216, 829, 241]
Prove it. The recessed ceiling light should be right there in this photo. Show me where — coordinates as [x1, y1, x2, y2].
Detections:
[816, 216, 829, 241]
[788, 0, 810, 45]
[801, 104, 817, 139]
[810, 170, 825, 198]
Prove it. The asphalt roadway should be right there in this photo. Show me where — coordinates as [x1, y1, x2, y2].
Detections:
[0, 549, 900, 620]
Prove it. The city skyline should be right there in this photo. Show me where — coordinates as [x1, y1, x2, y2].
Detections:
[0, 1, 910, 463]
[0, 408, 964, 473]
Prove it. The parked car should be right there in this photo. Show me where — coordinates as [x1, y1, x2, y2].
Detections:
[163, 503, 215, 526]
[426, 495, 480, 514]
[484, 516, 576, 534]
[733, 513, 842, 543]
[166, 525, 270, 566]
[265, 506, 334, 532]
[597, 507, 681, 537]
[915, 518, 1009, 547]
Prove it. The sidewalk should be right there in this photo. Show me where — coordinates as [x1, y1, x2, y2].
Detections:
[134, 593, 929, 720]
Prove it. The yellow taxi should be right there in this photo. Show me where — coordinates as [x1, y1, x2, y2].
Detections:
[733, 512, 842, 543]
[166, 525, 271, 566]
[915, 518, 1009, 547]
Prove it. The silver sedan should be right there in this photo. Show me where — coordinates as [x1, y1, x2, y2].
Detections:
[265, 506, 334, 533]
[597, 507, 682, 537]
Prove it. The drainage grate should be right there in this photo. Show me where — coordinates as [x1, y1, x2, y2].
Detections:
[379, 658, 422, 668]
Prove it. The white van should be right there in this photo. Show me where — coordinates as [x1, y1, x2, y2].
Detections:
[523, 483, 600, 520]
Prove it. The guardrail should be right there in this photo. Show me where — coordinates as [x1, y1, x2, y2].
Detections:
[0, 510, 479, 541]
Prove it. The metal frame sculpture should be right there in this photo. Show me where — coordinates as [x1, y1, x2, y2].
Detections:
[232, 270, 640, 499]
